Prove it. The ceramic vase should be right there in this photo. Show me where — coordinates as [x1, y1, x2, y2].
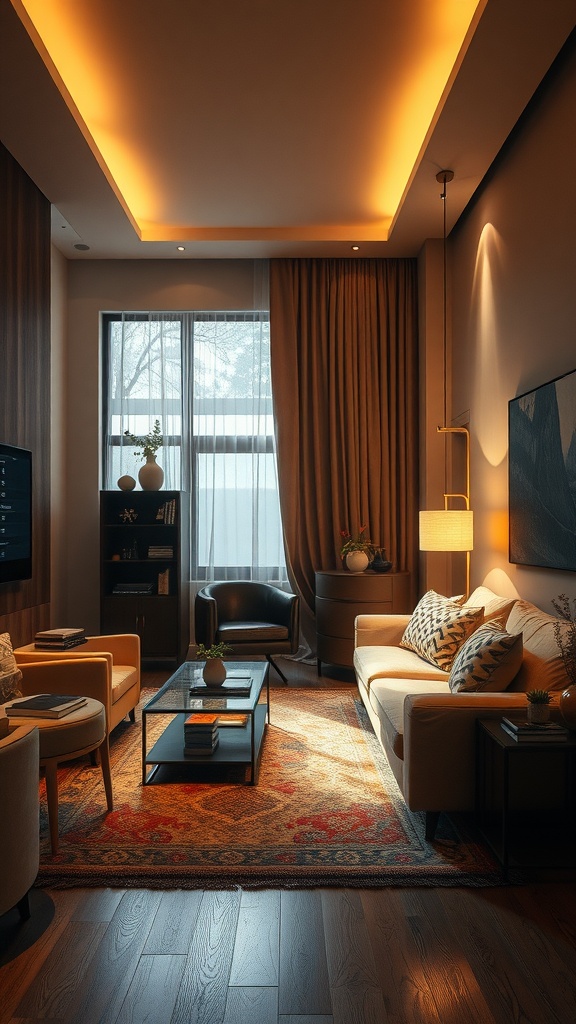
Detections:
[560, 685, 576, 730]
[345, 550, 369, 573]
[202, 658, 227, 686]
[370, 549, 392, 573]
[527, 703, 550, 725]
[117, 474, 136, 491]
[138, 455, 164, 491]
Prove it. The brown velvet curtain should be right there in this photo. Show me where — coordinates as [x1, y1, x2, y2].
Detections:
[270, 258, 419, 650]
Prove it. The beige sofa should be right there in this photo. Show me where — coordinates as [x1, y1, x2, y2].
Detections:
[354, 586, 569, 839]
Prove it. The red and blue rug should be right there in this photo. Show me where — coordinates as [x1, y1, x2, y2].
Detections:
[36, 687, 502, 888]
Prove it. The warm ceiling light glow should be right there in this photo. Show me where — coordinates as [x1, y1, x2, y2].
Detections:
[177, 245, 185, 251]
[14, 0, 484, 243]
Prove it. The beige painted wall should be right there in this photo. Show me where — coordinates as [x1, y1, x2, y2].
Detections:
[60, 259, 264, 630]
[450, 40, 576, 612]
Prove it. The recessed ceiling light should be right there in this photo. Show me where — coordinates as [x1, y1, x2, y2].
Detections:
[177, 245, 185, 251]
[74, 243, 90, 251]
[351, 245, 359, 251]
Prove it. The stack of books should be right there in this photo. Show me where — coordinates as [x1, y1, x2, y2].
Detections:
[156, 499, 177, 523]
[148, 544, 174, 559]
[6, 694, 88, 719]
[501, 717, 569, 742]
[34, 627, 87, 650]
[183, 712, 220, 755]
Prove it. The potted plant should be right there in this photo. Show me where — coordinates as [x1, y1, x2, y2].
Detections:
[526, 689, 552, 724]
[551, 593, 576, 728]
[195, 641, 233, 686]
[340, 526, 373, 573]
[123, 419, 164, 490]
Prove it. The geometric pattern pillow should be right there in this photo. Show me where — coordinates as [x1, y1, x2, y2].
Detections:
[448, 619, 523, 693]
[0, 631, 23, 702]
[400, 590, 484, 672]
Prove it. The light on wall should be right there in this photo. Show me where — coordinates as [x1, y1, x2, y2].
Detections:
[419, 171, 474, 595]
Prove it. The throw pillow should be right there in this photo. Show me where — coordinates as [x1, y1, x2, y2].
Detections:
[400, 590, 484, 672]
[0, 632, 23, 702]
[448, 619, 524, 693]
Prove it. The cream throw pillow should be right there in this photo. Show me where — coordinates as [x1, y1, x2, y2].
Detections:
[400, 590, 484, 671]
[448, 619, 523, 693]
[0, 632, 23, 702]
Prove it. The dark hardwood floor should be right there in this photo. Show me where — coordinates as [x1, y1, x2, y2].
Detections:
[1, 883, 576, 1023]
[1, 664, 575, 1023]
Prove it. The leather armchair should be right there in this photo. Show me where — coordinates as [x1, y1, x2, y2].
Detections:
[0, 723, 40, 919]
[195, 582, 299, 682]
[14, 633, 141, 737]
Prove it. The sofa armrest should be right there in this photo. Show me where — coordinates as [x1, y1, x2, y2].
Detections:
[354, 614, 411, 648]
[402, 691, 561, 813]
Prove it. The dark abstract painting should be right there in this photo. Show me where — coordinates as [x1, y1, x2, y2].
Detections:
[509, 368, 576, 571]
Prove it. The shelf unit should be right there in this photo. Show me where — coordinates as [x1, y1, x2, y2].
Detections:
[100, 490, 190, 666]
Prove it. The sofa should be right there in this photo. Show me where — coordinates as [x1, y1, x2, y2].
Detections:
[353, 586, 570, 839]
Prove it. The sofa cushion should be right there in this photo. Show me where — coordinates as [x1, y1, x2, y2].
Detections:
[111, 665, 139, 703]
[367, 676, 450, 759]
[506, 600, 573, 692]
[463, 586, 517, 626]
[400, 590, 484, 671]
[354, 645, 449, 687]
[448, 619, 523, 693]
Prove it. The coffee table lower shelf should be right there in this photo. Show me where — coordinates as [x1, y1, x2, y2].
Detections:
[143, 705, 268, 785]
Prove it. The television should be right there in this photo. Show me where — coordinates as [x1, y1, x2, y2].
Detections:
[509, 368, 576, 571]
[0, 442, 32, 584]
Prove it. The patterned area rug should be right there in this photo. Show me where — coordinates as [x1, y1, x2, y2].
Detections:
[36, 688, 502, 888]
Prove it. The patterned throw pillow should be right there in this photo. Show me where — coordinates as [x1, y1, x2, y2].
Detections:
[448, 619, 523, 693]
[0, 632, 23, 702]
[400, 590, 484, 671]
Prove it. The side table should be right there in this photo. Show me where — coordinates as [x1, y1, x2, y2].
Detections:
[475, 718, 576, 877]
[315, 570, 410, 673]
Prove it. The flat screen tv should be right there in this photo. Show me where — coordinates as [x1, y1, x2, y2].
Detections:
[0, 442, 32, 584]
[509, 368, 576, 571]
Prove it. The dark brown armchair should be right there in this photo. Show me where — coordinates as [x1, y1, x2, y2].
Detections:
[194, 582, 300, 683]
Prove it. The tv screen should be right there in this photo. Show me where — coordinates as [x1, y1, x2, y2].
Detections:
[0, 442, 32, 584]
[509, 368, 576, 571]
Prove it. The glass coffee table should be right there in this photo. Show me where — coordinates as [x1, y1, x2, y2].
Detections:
[141, 660, 270, 785]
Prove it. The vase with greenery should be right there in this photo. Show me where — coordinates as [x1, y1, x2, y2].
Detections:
[196, 641, 233, 686]
[123, 419, 164, 490]
[340, 526, 373, 573]
[526, 688, 552, 724]
[551, 594, 576, 729]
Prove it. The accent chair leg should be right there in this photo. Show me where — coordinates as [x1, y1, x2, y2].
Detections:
[266, 654, 288, 683]
[99, 737, 114, 812]
[425, 811, 441, 841]
[129, 708, 136, 723]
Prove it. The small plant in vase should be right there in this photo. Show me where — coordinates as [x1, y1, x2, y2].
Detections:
[196, 641, 233, 686]
[340, 526, 373, 573]
[551, 593, 576, 729]
[123, 419, 164, 490]
[526, 689, 552, 724]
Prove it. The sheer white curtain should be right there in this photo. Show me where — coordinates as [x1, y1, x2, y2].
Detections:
[103, 282, 286, 585]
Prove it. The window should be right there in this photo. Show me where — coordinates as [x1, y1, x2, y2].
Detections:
[103, 312, 287, 583]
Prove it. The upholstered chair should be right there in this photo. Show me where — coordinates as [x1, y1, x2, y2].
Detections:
[0, 723, 40, 920]
[195, 582, 299, 682]
[14, 633, 141, 738]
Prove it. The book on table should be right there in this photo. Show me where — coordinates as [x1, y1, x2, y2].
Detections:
[6, 694, 89, 718]
[183, 711, 220, 754]
[501, 717, 569, 742]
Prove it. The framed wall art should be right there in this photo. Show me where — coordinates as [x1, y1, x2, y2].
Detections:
[509, 367, 576, 571]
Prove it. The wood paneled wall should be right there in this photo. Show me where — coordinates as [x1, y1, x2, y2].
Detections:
[0, 141, 51, 645]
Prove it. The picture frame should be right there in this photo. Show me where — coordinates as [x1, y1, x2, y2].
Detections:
[509, 368, 576, 570]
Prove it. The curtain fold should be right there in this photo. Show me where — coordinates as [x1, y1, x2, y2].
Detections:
[270, 258, 419, 651]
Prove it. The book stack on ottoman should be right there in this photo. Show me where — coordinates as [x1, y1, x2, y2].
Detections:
[183, 712, 220, 756]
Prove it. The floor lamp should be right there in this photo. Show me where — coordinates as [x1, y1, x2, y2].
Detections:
[419, 170, 474, 595]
